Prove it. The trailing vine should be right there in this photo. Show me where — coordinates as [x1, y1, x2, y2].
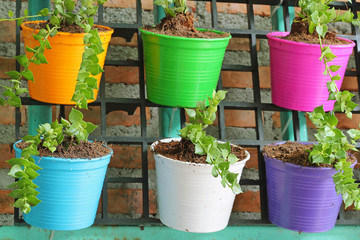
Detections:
[1, 0, 110, 213]
[179, 90, 247, 194]
[298, 0, 360, 209]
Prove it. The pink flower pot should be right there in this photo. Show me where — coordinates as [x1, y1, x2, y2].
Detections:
[267, 32, 355, 112]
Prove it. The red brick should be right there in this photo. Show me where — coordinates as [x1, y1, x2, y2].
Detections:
[105, 66, 139, 84]
[221, 66, 271, 89]
[0, 21, 16, 43]
[105, 189, 156, 215]
[232, 190, 261, 212]
[108, 145, 155, 169]
[0, 106, 26, 125]
[341, 75, 358, 91]
[109, 33, 138, 47]
[0, 144, 14, 169]
[335, 113, 360, 129]
[224, 110, 256, 128]
[0, 190, 14, 214]
[0, 57, 16, 79]
[206, 3, 270, 16]
[272, 112, 281, 128]
[227, 38, 260, 51]
[244, 147, 258, 169]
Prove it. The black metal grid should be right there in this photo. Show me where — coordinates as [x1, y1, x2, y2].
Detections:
[12, 0, 360, 226]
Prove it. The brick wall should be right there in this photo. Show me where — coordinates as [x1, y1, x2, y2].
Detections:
[0, 0, 359, 221]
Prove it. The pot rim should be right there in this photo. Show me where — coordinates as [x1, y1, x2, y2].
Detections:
[151, 137, 250, 167]
[13, 139, 113, 162]
[263, 141, 357, 170]
[21, 20, 114, 37]
[266, 31, 355, 49]
[139, 27, 231, 41]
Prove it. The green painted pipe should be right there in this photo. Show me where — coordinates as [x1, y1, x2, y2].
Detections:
[1, 225, 360, 240]
[154, 2, 181, 138]
[271, 6, 308, 141]
[27, 0, 52, 136]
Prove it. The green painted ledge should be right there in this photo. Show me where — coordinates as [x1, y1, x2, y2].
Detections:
[1, 225, 360, 240]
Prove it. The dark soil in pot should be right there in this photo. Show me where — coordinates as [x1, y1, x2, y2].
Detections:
[262, 141, 356, 167]
[280, 17, 351, 45]
[142, 13, 229, 39]
[23, 21, 109, 33]
[153, 138, 248, 164]
[16, 138, 111, 159]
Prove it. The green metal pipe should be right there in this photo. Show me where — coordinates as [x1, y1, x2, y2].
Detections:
[27, 0, 52, 136]
[154, 2, 181, 138]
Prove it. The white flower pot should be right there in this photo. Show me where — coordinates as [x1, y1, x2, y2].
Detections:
[151, 138, 250, 233]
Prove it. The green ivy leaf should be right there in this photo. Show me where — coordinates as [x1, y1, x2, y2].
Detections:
[8, 10, 13, 18]
[6, 71, 21, 79]
[36, 53, 48, 64]
[69, 108, 84, 124]
[21, 69, 34, 81]
[86, 64, 103, 76]
[15, 55, 28, 67]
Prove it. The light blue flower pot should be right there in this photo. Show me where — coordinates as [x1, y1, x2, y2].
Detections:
[14, 140, 112, 231]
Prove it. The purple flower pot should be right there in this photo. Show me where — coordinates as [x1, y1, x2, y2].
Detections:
[264, 145, 356, 233]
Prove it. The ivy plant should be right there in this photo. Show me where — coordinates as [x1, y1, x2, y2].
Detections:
[1, 0, 109, 213]
[297, 0, 360, 209]
[7, 109, 97, 214]
[1, 0, 107, 109]
[179, 90, 246, 194]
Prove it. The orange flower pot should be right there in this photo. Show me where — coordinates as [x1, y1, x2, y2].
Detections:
[22, 21, 113, 105]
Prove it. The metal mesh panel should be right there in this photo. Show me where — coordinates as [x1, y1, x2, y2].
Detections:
[12, 0, 360, 226]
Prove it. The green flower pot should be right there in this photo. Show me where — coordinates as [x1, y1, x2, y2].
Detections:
[140, 28, 231, 108]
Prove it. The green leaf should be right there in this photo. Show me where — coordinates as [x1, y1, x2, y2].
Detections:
[8, 164, 23, 178]
[221, 149, 229, 159]
[86, 64, 103, 76]
[185, 109, 196, 118]
[211, 166, 218, 177]
[228, 153, 238, 164]
[39, 8, 49, 17]
[65, 0, 76, 11]
[25, 46, 36, 53]
[88, 17, 94, 26]
[36, 53, 48, 64]
[8, 10, 13, 18]
[27, 195, 41, 206]
[84, 122, 97, 135]
[37, 29, 48, 37]
[195, 143, 204, 155]
[232, 182, 242, 194]
[7, 158, 29, 167]
[329, 65, 341, 72]
[69, 108, 84, 124]
[15, 55, 28, 67]
[8, 189, 24, 199]
[50, 16, 60, 26]
[21, 69, 34, 81]
[6, 71, 21, 79]
[25, 167, 39, 180]
[17, 19, 23, 27]
[85, 77, 98, 89]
